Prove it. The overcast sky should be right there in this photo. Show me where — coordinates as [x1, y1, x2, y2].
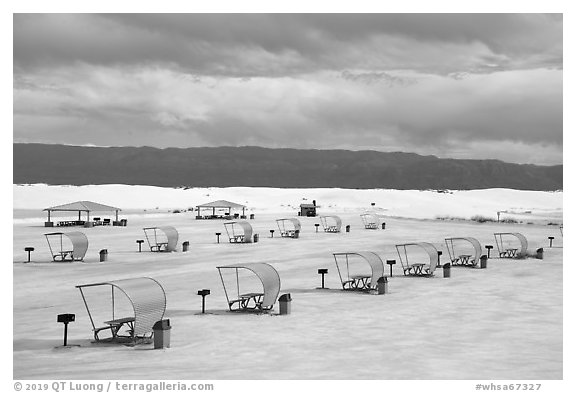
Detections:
[13, 13, 563, 165]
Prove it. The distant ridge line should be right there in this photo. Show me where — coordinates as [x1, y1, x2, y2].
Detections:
[13, 143, 562, 191]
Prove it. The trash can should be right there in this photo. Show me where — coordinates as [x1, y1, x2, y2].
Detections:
[253, 234, 259, 243]
[279, 293, 292, 315]
[443, 263, 451, 278]
[345, 225, 350, 233]
[536, 247, 544, 260]
[153, 319, 171, 349]
[99, 249, 108, 262]
[84, 221, 94, 228]
[480, 255, 488, 269]
[121, 219, 128, 226]
[377, 276, 388, 295]
[381, 223, 386, 230]
[294, 229, 300, 239]
[182, 241, 189, 252]
[250, 214, 255, 220]
[45, 221, 54, 227]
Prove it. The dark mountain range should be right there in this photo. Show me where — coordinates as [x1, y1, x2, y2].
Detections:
[13, 143, 562, 190]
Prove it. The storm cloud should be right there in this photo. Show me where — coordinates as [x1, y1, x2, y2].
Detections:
[13, 14, 562, 164]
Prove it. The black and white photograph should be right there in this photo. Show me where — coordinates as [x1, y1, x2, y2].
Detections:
[8, 4, 571, 390]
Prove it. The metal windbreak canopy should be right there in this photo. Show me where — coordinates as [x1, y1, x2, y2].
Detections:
[320, 215, 342, 233]
[494, 232, 528, 258]
[360, 213, 380, 229]
[217, 263, 281, 311]
[445, 237, 482, 266]
[224, 221, 253, 243]
[143, 226, 179, 252]
[333, 252, 385, 290]
[395, 242, 439, 276]
[276, 218, 301, 237]
[76, 277, 166, 341]
[44, 231, 88, 262]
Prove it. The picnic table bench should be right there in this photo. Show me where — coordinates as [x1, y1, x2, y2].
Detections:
[365, 223, 378, 229]
[280, 230, 296, 238]
[325, 226, 339, 232]
[228, 292, 264, 310]
[500, 248, 518, 258]
[93, 316, 135, 341]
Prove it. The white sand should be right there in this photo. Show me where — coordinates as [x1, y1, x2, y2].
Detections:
[12, 185, 563, 380]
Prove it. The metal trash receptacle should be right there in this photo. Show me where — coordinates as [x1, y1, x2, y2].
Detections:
[377, 276, 388, 295]
[294, 229, 300, 239]
[182, 241, 190, 252]
[443, 263, 451, 278]
[480, 255, 488, 269]
[153, 319, 171, 349]
[99, 249, 108, 262]
[536, 247, 544, 260]
[345, 225, 350, 233]
[253, 234, 259, 243]
[279, 293, 292, 315]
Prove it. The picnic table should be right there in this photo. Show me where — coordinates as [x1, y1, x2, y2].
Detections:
[452, 254, 474, 266]
[325, 226, 339, 232]
[405, 263, 426, 276]
[229, 292, 264, 310]
[57, 220, 85, 227]
[500, 248, 518, 258]
[229, 235, 245, 243]
[53, 250, 74, 262]
[349, 274, 372, 290]
[94, 316, 135, 341]
[150, 242, 169, 252]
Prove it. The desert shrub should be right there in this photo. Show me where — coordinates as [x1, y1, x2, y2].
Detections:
[500, 218, 519, 224]
[470, 215, 496, 223]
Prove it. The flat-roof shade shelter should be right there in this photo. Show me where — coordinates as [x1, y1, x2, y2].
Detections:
[224, 221, 253, 243]
[76, 277, 166, 342]
[494, 232, 528, 258]
[360, 213, 381, 229]
[45, 231, 88, 262]
[445, 237, 483, 267]
[276, 218, 301, 238]
[143, 226, 179, 252]
[196, 200, 246, 219]
[43, 201, 122, 227]
[320, 215, 342, 233]
[217, 263, 281, 311]
[395, 242, 439, 276]
[333, 252, 385, 291]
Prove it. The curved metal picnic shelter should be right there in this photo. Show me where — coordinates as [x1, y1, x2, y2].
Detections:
[445, 237, 483, 267]
[43, 201, 122, 227]
[320, 215, 342, 233]
[76, 277, 167, 342]
[224, 221, 253, 243]
[494, 232, 528, 258]
[360, 213, 381, 229]
[333, 251, 385, 290]
[217, 263, 281, 311]
[395, 242, 439, 276]
[143, 226, 179, 252]
[44, 231, 88, 262]
[276, 218, 301, 238]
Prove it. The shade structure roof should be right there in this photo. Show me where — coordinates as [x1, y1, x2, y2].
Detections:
[395, 242, 439, 274]
[196, 200, 246, 209]
[43, 201, 121, 212]
[333, 251, 385, 288]
[494, 232, 529, 257]
[217, 263, 281, 310]
[76, 277, 166, 339]
[445, 237, 482, 263]
[276, 218, 302, 232]
[143, 226, 179, 252]
[45, 231, 89, 261]
[224, 221, 253, 242]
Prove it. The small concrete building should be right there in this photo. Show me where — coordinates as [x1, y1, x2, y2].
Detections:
[299, 200, 317, 217]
